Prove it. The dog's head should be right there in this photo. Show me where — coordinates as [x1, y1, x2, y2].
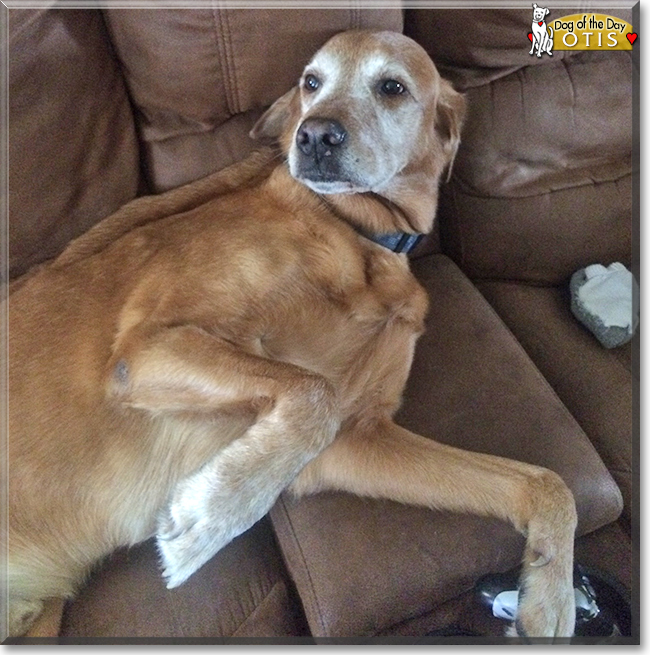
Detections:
[250, 31, 465, 234]
[532, 4, 550, 21]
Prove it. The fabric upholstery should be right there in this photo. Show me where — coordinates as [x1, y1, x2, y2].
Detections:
[60, 517, 308, 639]
[376, 521, 633, 638]
[405, 9, 633, 285]
[437, 51, 632, 285]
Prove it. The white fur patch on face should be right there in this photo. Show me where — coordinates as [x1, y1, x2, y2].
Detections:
[289, 40, 427, 194]
[358, 52, 390, 82]
[301, 50, 342, 110]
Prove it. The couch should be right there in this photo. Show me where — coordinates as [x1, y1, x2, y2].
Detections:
[7, 4, 637, 642]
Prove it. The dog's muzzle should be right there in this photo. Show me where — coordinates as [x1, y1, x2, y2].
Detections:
[294, 117, 349, 184]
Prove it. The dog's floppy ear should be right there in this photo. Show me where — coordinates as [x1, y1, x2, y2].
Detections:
[435, 78, 466, 183]
[250, 86, 300, 141]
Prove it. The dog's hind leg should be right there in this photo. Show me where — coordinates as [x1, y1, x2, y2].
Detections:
[108, 325, 340, 588]
[291, 418, 578, 640]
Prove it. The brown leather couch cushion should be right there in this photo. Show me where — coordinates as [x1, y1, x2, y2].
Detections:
[60, 517, 308, 639]
[475, 280, 633, 525]
[270, 254, 623, 638]
[405, 9, 633, 285]
[440, 170, 632, 286]
[437, 51, 632, 285]
[103, 8, 403, 192]
[9, 8, 140, 279]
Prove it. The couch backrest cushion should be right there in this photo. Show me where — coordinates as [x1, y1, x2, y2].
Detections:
[103, 8, 404, 192]
[405, 8, 634, 284]
[9, 8, 140, 279]
[405, 7, 633, 90]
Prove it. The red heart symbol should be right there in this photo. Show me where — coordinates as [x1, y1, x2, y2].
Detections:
[528, 32, 533, 41]
[538, 21, 543, 26]
[627, 33, 637, 45]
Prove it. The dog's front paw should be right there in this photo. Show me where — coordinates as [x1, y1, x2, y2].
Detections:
[155, 477, 240, 589]
[157, 511, 234, 589]
[508, 557, 576, 641]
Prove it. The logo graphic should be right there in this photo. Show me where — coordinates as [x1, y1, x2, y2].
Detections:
[527, 5, 636, 53]
[529, 4, 554, 57]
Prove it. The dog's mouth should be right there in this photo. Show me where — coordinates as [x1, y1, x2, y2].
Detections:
[292, 163, 365, 194]
[290, 154, 367, 195]
[298, 177, 360, 195]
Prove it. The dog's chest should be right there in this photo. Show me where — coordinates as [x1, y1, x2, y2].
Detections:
[242, 238, 429, 407]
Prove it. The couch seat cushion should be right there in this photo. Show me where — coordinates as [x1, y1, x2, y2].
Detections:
[60, 517, 308, 640]
[270, 254, 622, 638]
[475, 279, 633, 525]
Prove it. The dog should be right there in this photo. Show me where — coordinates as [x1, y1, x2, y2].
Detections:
[6, 30, 577, 640]
[530, 3, 554, 57]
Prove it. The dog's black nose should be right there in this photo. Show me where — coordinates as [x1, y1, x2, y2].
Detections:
[296, 118, 347, 157]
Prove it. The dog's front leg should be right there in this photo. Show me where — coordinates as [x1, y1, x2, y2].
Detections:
[290, 418, 577, 640]
[545, 30, 553, 55]
[108, 324, 339, 588]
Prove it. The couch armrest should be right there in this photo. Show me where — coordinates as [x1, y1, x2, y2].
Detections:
[270, 255, 622, 637]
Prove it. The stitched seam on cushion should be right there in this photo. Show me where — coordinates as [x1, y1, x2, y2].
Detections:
[211, 5, 236, 116]
[446, 183, 466, 271]
[349, 1, 360, 29]
[231, 580, 283, 637]
[274, 495, 327, 636]
[452, 165, 632, 201]
[220, 8, 241, 114]
[438, 257, 625, 511]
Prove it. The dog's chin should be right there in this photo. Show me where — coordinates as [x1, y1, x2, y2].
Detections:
[288, 154, 371, 195]
[297, 176, 368, 195]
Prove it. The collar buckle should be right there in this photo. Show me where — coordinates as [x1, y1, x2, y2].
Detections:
[368, 232, 425, 254]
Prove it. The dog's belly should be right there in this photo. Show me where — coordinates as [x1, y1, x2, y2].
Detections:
[8, 275, 259, 570]
[8, 396, 256, 580]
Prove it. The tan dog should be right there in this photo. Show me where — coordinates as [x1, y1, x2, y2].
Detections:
[7, 30, 577, 640]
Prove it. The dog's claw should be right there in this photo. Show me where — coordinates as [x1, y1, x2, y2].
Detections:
[155, 471, 256, 588]
[157, 515, 226, 589]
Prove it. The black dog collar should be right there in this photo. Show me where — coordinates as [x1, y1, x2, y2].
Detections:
[362, 231, 425, 254]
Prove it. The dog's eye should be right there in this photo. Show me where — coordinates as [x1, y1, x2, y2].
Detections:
[303, 74, 321, 92]
[380, 79, 406, 96]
